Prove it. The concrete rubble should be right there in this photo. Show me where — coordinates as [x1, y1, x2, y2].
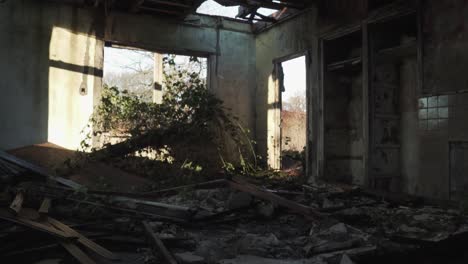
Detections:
[1, 152, 468, 263]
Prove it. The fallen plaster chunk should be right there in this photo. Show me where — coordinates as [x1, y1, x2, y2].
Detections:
[328, 223, 348, 235]
[257, 201, 275, 218]
[340, 254, 355, 264]
[399, 224, 426, 234]
[413, 213, 431, 221]
[235, 233, 283, 256]
[322, 198, 344, 209]
[227, 191, 253, 210]
[175, 252, 205, 264]
[219, 255, 326, 264]
[33, 260, 62, 264]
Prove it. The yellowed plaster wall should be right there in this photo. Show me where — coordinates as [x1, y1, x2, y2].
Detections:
[0, 0, 104, 151]
[48, 26, 103, 149]
[1, 1, 255, 155]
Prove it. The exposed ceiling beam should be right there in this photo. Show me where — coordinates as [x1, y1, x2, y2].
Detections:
[145, 0, 191, 9]
[130, 0, 145, 12]
[215, 0, 305, 10]
[251, 0, 305, 9]
[181, 0, 205, 17]
[140, 6, 184, 15]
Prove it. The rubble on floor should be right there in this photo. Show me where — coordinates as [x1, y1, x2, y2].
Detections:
[1, 151, 468, 263]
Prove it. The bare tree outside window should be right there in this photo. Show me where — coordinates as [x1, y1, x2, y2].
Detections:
[283, 91, 306, 112]
[104, 48, 155, 102]
[104, 47, 208, 103]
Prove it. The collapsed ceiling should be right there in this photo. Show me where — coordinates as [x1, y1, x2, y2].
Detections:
[39, 0, 399, 26]
[46, 0, 314, 23]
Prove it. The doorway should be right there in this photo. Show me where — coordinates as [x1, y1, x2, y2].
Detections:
[279, 55, 307, 176]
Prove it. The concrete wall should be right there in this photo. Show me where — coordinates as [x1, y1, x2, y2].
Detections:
[324, 71, 364, 185]
[399, 0, 468, 199]
[48, 9, 104, 150]
[255, 9, 318, 171]
[319, 0, 468, 199]
[0, 0, 103, 150]
[0, 1, 256, 154]
[253, 0, 468, 198]
[409, 0, 468, 199]
[105, 13, 256, 134]
[400, 57, 420, 196]
[4, 0, 468, 201]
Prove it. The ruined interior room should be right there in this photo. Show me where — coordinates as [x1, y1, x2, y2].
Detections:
[1, 0, 468, 263]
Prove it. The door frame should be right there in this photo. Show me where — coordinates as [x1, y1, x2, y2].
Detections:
[271, 51, 311, 172]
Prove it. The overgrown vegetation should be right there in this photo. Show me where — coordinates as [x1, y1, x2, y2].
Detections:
[78, 55, 262, 187]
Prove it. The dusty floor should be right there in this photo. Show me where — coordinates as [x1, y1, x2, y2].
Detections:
[8, 143, 155, 192]
[2, 146, 468, 264]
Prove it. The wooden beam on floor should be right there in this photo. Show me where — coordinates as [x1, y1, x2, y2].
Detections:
[0, 150, 83, 190]
[0, 209, 73, 239]
[142, 221, 179, 264]
[228, 176, 325, 219]
[60, 241, 97, 264]
[38, 198, 52, 216]
[9, 191, 24, 215]
[48, 217, 120, 261]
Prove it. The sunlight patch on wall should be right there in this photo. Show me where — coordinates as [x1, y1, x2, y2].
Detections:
[48, 26, 100, 150]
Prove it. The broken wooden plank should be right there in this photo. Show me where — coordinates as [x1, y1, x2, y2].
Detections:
[36, 179, 227, 200]
[0, 150, 83, 190]
[9, 191, 24, 215]
[38, 198, 52, 215]
[21, 183, 191, 222]
[65, 197, 187, 223]
[141, 179, 227, 197]
[0, 209, 73, 239]
[111, 196, 196, 220]
[142, 221, 179, 264]
[228, 176, 325, 219]
[0, 158, 24, 176]
[48, 217, 119, 260]
[265, 189, 304, 196]
[309, 238, 362, 255]
[3, 243, 60, 257]
[60, 240, 97, 264]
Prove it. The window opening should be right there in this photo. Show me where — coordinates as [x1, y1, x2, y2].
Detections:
[103, 46, 208, 104]
[418, 95, 450, 131]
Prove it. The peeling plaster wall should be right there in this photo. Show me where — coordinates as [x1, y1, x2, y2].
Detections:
[251, 0, 468, 199]
[324, 71, 364, 185]
[255, 10, 318, 171]
[400, 57, 419, 195]
[0, 0, 103, 150]
[410, 0, 468, 199]
[48, 11, 104, 150]
[105, 13, 257, 159]
[0, 1, 256, 155]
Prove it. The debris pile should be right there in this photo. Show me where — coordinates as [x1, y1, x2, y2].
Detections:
[1, 150, 468, 264]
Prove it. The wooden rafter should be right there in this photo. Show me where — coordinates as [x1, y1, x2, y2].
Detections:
[45, 0, 312, 22]
[146, 0, 191, 9]
[140, 6, 184, 15]
[130, 0, 145, 12]
[215, 0, 306, 10]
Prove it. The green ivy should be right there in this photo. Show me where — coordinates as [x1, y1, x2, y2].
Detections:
[80, 55, 261, 184]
